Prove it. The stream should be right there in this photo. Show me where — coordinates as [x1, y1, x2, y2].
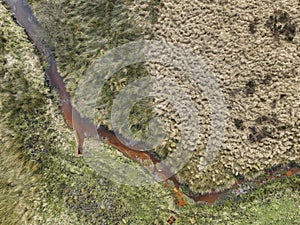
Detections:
[3, 0, 299, 206]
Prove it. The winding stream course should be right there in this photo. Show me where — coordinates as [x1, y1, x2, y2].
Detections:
[3, 0, 299, 205]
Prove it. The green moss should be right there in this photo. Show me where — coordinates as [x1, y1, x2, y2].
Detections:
[176, 175, 300, 225]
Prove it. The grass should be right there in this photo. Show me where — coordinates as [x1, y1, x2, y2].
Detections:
[0, 1, 299, 224]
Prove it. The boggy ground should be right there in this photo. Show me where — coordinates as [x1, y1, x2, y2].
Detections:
[0, 1, 299, 224]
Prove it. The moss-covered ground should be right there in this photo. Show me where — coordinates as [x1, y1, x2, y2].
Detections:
[0, 1, 299, 224]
